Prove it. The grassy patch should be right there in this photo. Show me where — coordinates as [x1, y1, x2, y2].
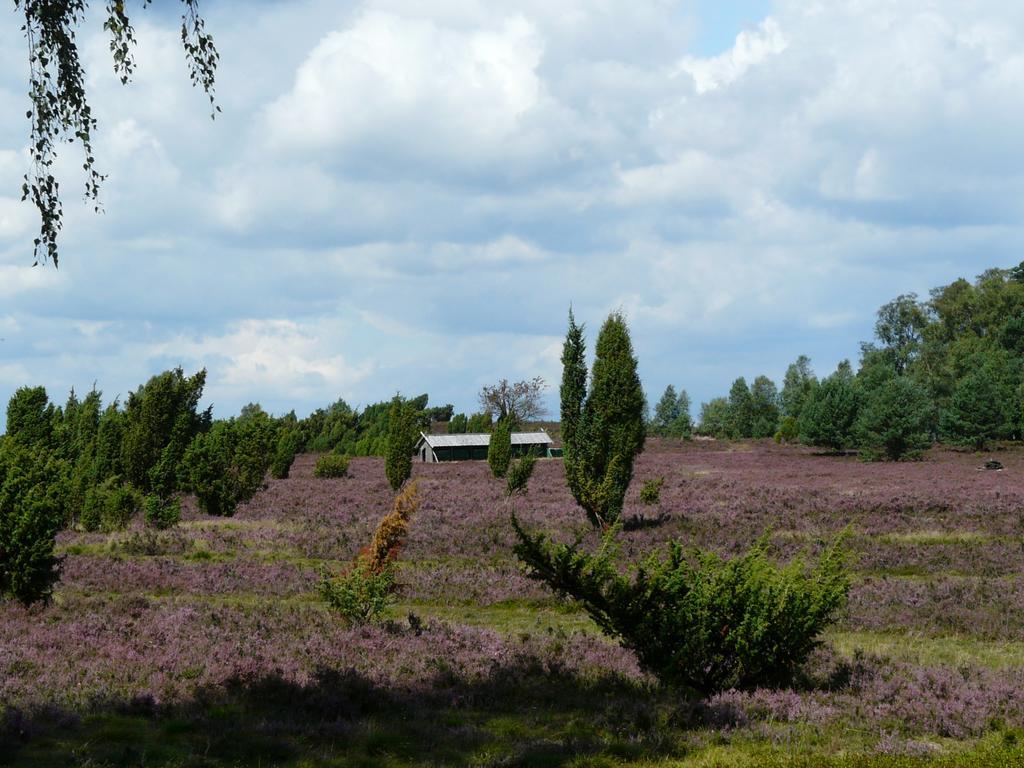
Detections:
[828, 630, 1024, 669]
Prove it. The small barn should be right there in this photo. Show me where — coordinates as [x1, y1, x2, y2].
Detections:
[415, 431, 554, 463]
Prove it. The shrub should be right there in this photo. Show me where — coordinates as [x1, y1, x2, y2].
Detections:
[466, 411, 493, 433]
[505, 452, 537, 496]
[488, 418, 513, 478]
[320, 481, 420, 624]
[775, 415, 799, 443]
[639, 476, 664, 506]
[270, 430, 300, 479]
[0, 440, 63, 605]
[184, 415, 275, 516]
[446, 413, 468, 434]
[512, 518, 850, 696]
[231, 407, 277, 497]
[144, 494, 181, 529]
[314, 454, 349, 478]
[101, 482, 142, 532]
[318, 565, 396, 625]
[184, 422, 237, 516]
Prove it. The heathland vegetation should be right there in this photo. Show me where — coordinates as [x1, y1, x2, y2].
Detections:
[3, 265, 1024, 765]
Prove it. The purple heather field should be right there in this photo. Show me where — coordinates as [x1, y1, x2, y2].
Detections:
[4, 440, 1024, 752]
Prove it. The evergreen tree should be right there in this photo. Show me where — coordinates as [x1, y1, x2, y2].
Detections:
[0, 439, 63, 605]
[385, 396, 415, 492]
[560, 308, 588, 502]
[726, 377, 753, 439]
[781, 355, 817, 419]
[5, 386, 54, 448]
[564, 311, 646, 528]
[939, 366, 1012, 450]
[855, 376, 933, 461]
[446, 413, 468, 434]
[749, 375, 781, 439]
[487, 417, 513, 478]
[798, 365, 858, 452]
[652, 385, 680, 436]
[121, 368, 210, 495]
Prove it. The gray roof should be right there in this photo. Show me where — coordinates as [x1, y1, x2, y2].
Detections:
[417, 430, 553, 449]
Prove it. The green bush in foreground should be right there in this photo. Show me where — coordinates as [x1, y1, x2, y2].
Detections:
[512, 518, 850, 696]
[314, 454, 350, 478]
[320, 481, 419, 624]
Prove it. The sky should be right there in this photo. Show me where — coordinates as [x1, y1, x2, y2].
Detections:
[2, 0, 1024, 425]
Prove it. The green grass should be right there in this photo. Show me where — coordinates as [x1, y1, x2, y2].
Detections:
[827, 630, 1024, 670]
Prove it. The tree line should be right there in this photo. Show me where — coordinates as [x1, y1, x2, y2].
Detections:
[685, 262, 1024, 458]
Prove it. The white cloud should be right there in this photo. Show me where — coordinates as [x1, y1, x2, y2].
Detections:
[675, 18, 787, 93]
[152, 320, 375, 404]
[7, 0, 1024, 423]
[261, 11, 563, 177]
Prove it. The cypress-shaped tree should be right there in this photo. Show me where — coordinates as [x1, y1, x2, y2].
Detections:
[488, 417, 513, 478]
[560, 309, 587, 501]
[564, 311, 646, 528]
[385, 396, 415, 491]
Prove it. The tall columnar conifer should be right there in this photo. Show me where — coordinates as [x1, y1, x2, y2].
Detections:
[562, 311, 646, 527]
[560, 309, 587, 501]
[385, 396, 415, 491]
[487, 417, 513, 478]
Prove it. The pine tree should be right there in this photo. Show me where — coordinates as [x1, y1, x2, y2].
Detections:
[855, 376, 932, 461]
[939, 367, 1011, 450]
[798, 367, 858, 452]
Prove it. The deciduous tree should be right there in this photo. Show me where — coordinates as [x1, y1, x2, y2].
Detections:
[479, 377, 547, 427]
[15, 0, 219, 266]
